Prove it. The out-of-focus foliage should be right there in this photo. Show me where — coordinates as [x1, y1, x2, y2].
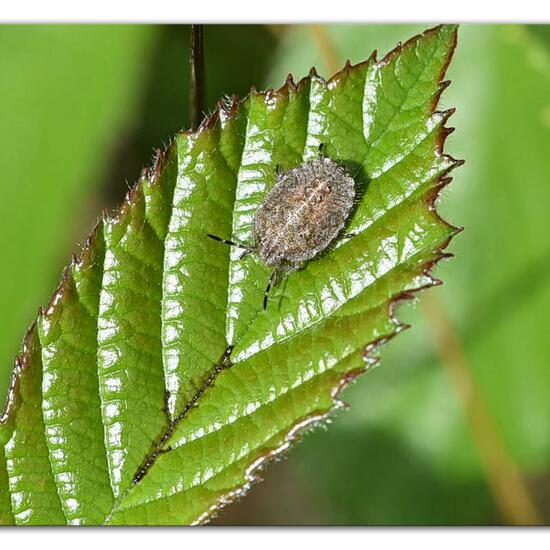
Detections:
[0, 24, 549, 526]
[104, 25, 278, 204]
[0, 26, 156, 395]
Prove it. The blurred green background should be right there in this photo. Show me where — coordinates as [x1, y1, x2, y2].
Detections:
[1, 24, 549, 525]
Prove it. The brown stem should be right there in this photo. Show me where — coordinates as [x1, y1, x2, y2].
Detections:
[309, 25, 340, 75]
[421, 292, 544, 525]
[190, 24, 206, 130]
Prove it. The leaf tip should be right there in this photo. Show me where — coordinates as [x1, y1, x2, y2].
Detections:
[152, 147, 168, 181]
[440, 79, 452, 92]
[454, 158, 466, 167]
[285, 73, 296, 90]
[219, 94, 239, 120]
[442, 126, 455, 139]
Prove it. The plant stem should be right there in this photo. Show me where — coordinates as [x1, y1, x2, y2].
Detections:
[421, 292, 544, 525]
[189, 24, 206, 130]
[309, 25, 340, 75]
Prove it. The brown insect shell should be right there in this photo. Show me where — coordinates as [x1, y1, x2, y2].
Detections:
[252, 157, 355, 270]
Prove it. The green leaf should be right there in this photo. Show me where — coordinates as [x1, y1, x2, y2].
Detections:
[0, 25, 460, 525]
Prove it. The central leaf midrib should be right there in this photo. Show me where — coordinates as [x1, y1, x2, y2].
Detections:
[102, 348, 232, 523]
[109, 349, 361, 519]
[108, 227, 446, 521]
[103, 112, 248, 522]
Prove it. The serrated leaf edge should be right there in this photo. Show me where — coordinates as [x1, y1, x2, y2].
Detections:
[0, 24, 463, 525]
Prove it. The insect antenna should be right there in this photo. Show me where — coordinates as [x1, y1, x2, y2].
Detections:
[263, 269, 279, 310]
[207, 233, 251, 251]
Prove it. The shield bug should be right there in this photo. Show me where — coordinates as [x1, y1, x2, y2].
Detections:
[208, 148, 356, 309]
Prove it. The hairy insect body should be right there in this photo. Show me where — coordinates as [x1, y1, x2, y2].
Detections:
[254, 157, 355, 271]
[207, 155, 356, 308]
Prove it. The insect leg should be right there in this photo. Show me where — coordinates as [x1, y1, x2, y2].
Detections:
[207, 233, 252, 252]
[318, 142, 327, 158]
[263, 269, 279, 310]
